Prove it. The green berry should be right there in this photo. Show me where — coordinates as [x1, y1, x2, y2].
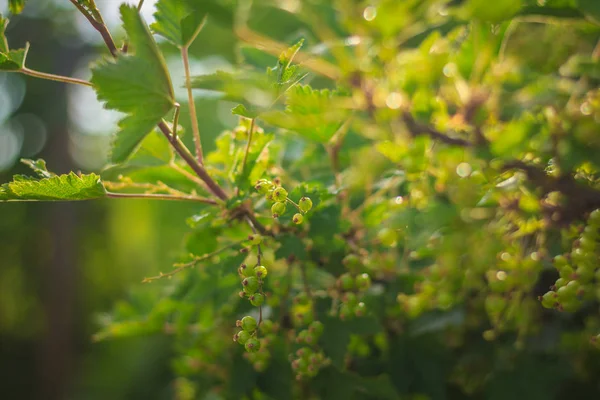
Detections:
[559, 265, 574, 280]
[299, 197, 313, 213]
[343, 254, 361, 269]
[239, 263, 254, 277]
[343, 292, 358, 306]
[309, 321, 324, 336]
[553, 255, 568, 267]
[254, 265, 268, 278]
[554, 278, 567, 289]
[248, 234, 262, 245]
[245, 338, 261, 352]
[272, 187, 288, 202]
[242, 276, 260, 294]
[293, 213, 304, 224]
[377, 228, 397, 247]
[355, 273, 372, 290]
[235, 330, 251, 345]
[541, 291, 557, 309]
[271, 202, 286, 218]
[338, 273, 355, 291]
[339, 303, 353, 320]
[241, 316, 258, 332]
[589, 209, 600, 223]
[294, 292, 310, 305]
[260, 319, 274, 335]
[576, 266, 594, 282]
[354, 302, 366, 317]
[255, 179, 274, 194]
[250, 293, 265, 307]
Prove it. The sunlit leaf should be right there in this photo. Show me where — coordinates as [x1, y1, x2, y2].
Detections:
[0, 172, 106, 201]
[91, 5, 175, 163]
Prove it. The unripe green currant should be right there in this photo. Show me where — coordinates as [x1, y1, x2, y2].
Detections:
[343, 254, 361, 269]
[242, 276, 260, 294]
[241, 316, 258, 332]
[245, 338, 261, 352]
[589, 209, 600, 223]
[272, 187, 288, 202]
[338, 273, 355, 291]
[377, 227, 397, 247]
[355, 273, 372, 290]
[309, 321, 324, 336]
[239, 263, 254, 277]
[235, 330, 251, 345]
[254, 265, 268, 278]
[248, 234, 262, 245]
[339, 303, 353, 320]
[559, 265, 574, 280]
[554, 278, 567, 289]
[293, 213, 304, 224]
[343, 292, 358, 306]
[553, 255, 568, 267]
[255, 179, 273, 194]
[260, 319, 274, 335]
[299, 197, 313, 213]
[250, 293, 265, 307]
[576, 266, 594, 282]
[354, 302, 366, 317]
[271, 202, 286, 218]
[541, 291, 557, 308]
[294, 292, 310, 305]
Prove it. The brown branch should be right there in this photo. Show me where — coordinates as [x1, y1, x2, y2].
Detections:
[69, 0, 118, 58]
[106, 191, 217, 204]
[157, 120, 229, 201]
[401, 111, 473, 147]
[502, 160, 600, 223]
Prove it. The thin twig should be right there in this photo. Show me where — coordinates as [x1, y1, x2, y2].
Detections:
[172, 103, 181, 139]
[299, 262, 316, 318]
[20, 67, 93, 87]
[69, 0, 118, 58]
[182, 16, 208, 164]
[234, 25, 341, 80]
[401, 111, 472, 147]
[142, 241, 242, 282]
[106, 191, 217, 204]
[137, 0, 145, 11]
[240, 118, 256, 177]
[157, 120, 229, 201]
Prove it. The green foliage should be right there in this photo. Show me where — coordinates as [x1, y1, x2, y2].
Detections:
[0, 15, 28, 71]
[8, 0, 25, 14]
[0, 172, 105, 202]
[4, 0, 600, 398]
[151, 0, 207, 47]
[91, 5, 175, 163]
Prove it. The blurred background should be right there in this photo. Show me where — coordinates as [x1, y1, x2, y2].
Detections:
[0, 1, 244, 398]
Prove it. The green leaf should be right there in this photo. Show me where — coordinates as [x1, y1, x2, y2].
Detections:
[560, 54, 600, 80]
[20, 158, 55, 178]
[576, 0, 600, 24]
[8, 0, 26, 14]
[91, 5, 175, 163]
[262, 85, 347, 143]
[231, 104, 252, 118]
[0, 16, 28, 71]
[151, 0, 207, 47]
[234, 131, 273, 190]
[0, 172, 106, 201]
[0, 14, 9, 53]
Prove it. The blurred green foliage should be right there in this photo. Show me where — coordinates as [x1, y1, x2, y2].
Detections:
[2, 0, 600, 399]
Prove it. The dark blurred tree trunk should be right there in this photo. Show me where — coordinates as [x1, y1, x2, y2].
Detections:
[23, 19, 84, 400]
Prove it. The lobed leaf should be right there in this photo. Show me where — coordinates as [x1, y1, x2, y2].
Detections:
[151, 0, 207, 47]
[91, 5, 175, 163]
[0, 172, 106, 201]
[8, 0, 26, 15]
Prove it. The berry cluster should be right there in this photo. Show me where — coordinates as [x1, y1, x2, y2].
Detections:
[541, 209, 600, 312]
[335, 255, 372, 320]
[243, 319, 279, 372]
[235, 235, 269, 353]
[291, 321, 328, 380]
[255, 179, 313, 223]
